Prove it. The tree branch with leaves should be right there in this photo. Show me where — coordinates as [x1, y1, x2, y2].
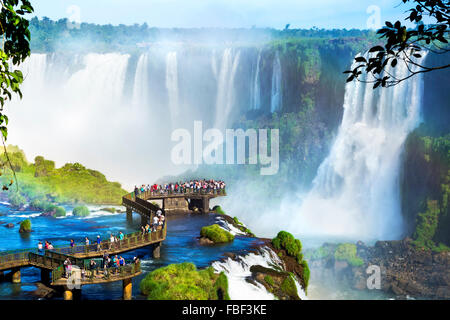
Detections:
[345, 0, 449, 88]
[0, 0, 34, 190]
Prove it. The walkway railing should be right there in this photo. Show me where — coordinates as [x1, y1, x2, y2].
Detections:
[51, 261, 141, 284]
[129, 188, 227, 200]
[0, 227, 166, 271]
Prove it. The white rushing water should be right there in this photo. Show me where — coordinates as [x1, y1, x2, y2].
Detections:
[132, 53, 150, 109]
[212, 246, 307, 300]
[270, 51, 282, 113]
[165, 51, 180, 127]
[251, 51, 261, 110]
[8, 48, 257, 189]
[291, 52, 427, 241]
[214, 48, 241, 130]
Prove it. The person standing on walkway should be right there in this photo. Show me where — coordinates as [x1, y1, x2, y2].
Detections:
[96, 235, 101, 251]
[38, 241, 43, 254]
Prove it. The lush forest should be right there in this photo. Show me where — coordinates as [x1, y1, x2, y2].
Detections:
[28, 16, 379, 53]
[0, 145, 126, 209]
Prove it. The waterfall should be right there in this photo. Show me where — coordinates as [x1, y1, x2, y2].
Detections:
[292, 52, 426, 241]
[212, 247, 307, 300]
[251, 51, 261, 110]
[165, 51, 179, 127]
[270, 51, 282, 113]
[214, 48, 241, 130]
[132, 53, 150, 108]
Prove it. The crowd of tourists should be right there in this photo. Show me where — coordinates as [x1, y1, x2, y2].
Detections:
[37, 230, 129, 254]
[141, 210, 165, 235]
[134, 179, 226, 197]
[62, 254, 140, 279]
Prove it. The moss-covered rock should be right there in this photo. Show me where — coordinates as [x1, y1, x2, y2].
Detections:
[19, 219, 32, 233]
[249, 265, 300, 300]
[334, 243, 364, 267]
[72, 205, 90, 217]
[212, 205, 225, 215]
[140, 262, 230, 300]
[200, 224, 234, 243]
[100, 207, 116, 213]
[41, 205, 66, 217]
[270, 230, 309, 293]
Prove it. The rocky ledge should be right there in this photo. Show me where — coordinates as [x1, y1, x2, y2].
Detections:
[308, 238, 450, 299]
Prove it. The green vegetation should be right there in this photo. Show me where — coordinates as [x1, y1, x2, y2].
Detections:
[301, 260, 310, 289]
[212, 205, 225, 215]
[403, 129, 450, 252]
[140, 262, 230, 300]
[264, 275, 274, 287]
[272, 231, 303, 263]
[200, 224, 234, 243]
[100, 207, 116, 213]
[72, 205, 90, 217]
[271, 231, 310, 292]
[0, 145, 127, 208]
[53, 206, 66, 217]
[334, 243, 364, 267]
[0, 1, 34, 142]
[280, 274, 299, 300]
[19, 219, 31, 233]
[232, 216, 255, 237]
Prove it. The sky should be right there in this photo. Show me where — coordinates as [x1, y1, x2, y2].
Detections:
[30, 0, 409, 29]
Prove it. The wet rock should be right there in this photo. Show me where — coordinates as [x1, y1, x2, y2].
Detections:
[32, 283, 56, 299]
[311, 238, 450, 299]
[223, 252, 236, 260]
[198, 237, 214, 245]
[5, 223, 14, 228]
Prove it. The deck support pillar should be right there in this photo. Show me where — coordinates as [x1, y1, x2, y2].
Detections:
[63, 286, 73, 300]
[126, 207, 132, 222]
[202, 197, 210, 213]
[123, 278, 132, 300]
[152, 242, 161, 259]
[11, 268, 20, 284]
[41, 269, 51, 286]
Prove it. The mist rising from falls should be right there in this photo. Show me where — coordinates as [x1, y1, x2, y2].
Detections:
[289, 53, 427, 241]
[7, 46, 256, 189]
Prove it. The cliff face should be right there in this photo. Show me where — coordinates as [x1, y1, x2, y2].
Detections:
[307, 239, 450, 299]
[400, 53, 450, 248]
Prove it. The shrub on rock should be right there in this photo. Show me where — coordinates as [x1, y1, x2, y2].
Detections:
[140, 262, 230, 300]
[200, 224, 234, 243]
[73, 205, 90, 217]
[19, 219, 32, 233]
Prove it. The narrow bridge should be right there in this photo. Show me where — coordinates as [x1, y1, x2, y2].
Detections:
[0, 193, 167, 300]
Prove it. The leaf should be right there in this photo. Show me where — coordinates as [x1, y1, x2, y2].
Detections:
[369, 45, 385, 53]
[355, 56, 367, 63]
[391, 59, 397, 67]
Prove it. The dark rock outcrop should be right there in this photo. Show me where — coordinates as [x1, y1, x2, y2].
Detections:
[308, 238, 450, 299]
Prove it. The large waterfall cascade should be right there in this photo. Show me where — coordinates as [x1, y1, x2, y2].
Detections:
[7, 47, 278, 189]
[292, 52, 427, 241]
